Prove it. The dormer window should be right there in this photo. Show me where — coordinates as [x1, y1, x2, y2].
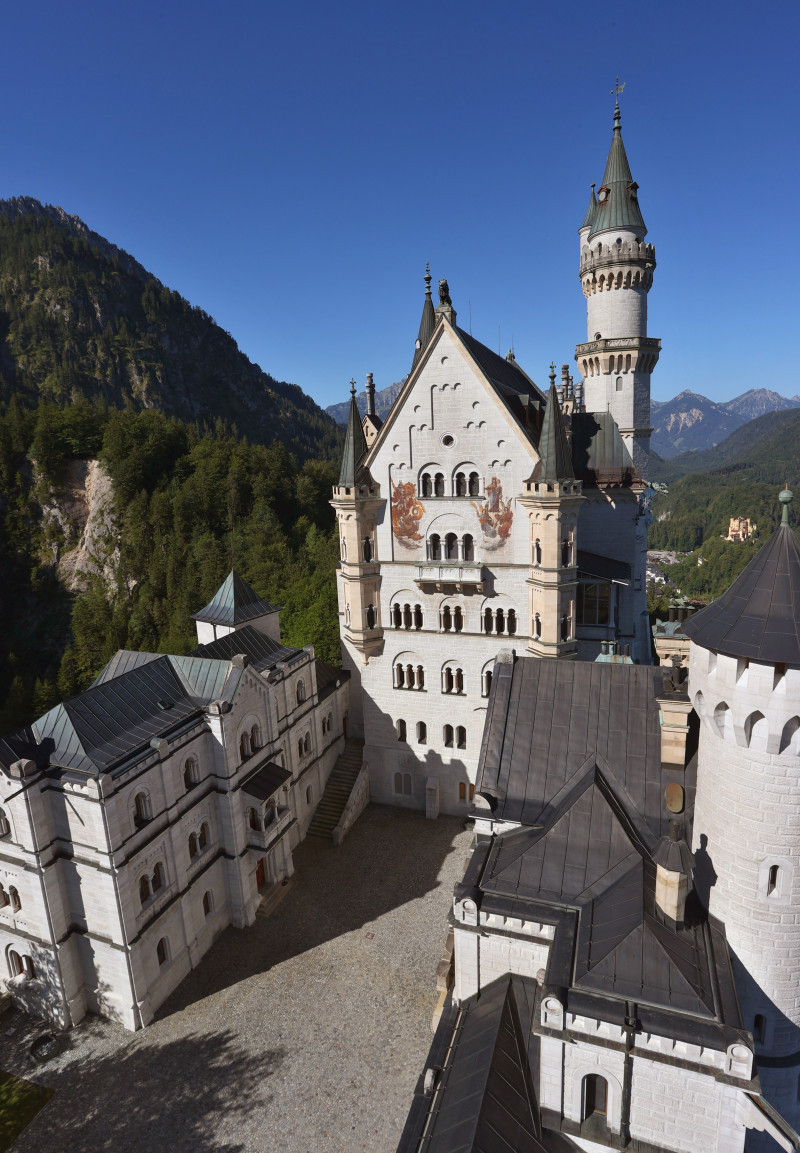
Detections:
[597, 186, 609, 203]
[627, 181, 639, 199]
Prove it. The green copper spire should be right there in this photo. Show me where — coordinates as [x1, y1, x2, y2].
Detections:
[780, 484, 793, 526]
[412, 262, 436, 369]
[580, 183, 597, 231]
[338, 379, 370, 487]
[588, 97, 647, 239]
[536, 381, 574, 483]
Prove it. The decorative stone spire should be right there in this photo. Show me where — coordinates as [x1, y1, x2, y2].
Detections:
[412, 262, 437, 369]
[338, 379, 370, 488]
[365, 372, 376, 417]
[535, 381, 574, 484]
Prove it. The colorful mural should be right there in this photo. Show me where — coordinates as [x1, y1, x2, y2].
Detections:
[391, 478, 425, 548]
[472, 476, 513, 550]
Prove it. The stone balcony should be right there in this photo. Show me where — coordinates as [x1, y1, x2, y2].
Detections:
[575, 336, 661, 357]
[248, 805, 292, 850]
[415, 563, 485, 593]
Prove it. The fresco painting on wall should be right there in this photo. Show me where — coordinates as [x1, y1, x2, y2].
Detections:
[391, 478, 425, 549]
[472, 477, 512, 550]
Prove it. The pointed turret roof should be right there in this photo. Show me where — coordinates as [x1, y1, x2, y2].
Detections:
[411, 262, 436, 370]
[192, 570, 279, 627]
[683, 489, 800, 664]
[337, 380, 371, 487]
[534, 381, 574, 483]
[589, 102, 647, 238]
[580, 183, 597, 231]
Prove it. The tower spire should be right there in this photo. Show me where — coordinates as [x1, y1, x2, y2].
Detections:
[536, 381, 575, 484]
[412, 262, 436, 369]
[338, 378, 370, 487]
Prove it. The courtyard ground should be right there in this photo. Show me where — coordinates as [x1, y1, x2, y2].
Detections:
[0, 804, 471, 1153]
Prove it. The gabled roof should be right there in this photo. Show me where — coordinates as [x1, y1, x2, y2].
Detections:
[192, 571, 279, 627]
[242, 760, 292, 802]
[193, 623, 302, 673]
[531, 383, 573, 483]
[338, 383, 372, 487]
[682, 517, 800, 664]
[588, 104, 647, 239]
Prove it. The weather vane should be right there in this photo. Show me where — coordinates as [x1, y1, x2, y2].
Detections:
[610, 77, 626, 99]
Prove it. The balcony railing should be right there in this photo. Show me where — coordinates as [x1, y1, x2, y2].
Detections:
[415, 563, 485, 592]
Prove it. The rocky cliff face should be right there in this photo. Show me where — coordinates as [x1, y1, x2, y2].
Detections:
[41, 459, 119, 592]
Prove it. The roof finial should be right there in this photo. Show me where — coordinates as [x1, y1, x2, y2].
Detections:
[424, 261, 432, 298]
[549, 362, 556, 389]
[780, 483, 793, 526]
[350, 378, 357, 397]
[610, 77, 625, 129]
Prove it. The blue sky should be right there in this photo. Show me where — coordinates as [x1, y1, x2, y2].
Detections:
[2, 1, 797, 410]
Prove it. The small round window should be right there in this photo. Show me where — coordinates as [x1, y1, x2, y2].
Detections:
[665, 782, 685, 814]
[442, 434, 455, 447]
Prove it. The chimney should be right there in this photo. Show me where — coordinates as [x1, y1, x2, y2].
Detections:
[668, 606, 677, 622]
[365, 373, 376, 417]
[653, 820, 694, 927]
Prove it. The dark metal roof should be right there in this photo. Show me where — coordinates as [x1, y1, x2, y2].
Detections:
[193, 624, 301, 672]
[476, 659, 664, 829]
[531, 383, 573, 484]
[579, 184, 596, 231]
[242, 760, 292, 801]
[412, 265, 437, 371]
[577, 549, 631, 584]
[191, 571, 279, 627]
[588, 105, 647, 239]
[338, 383, 372, 487]
[682, 523, 800, 664]
[314, 657, 347, 700]
[455, 328, 545, 447]
[570, 411, 637, 486]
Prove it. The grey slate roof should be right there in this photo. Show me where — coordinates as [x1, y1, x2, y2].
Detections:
[0, 654, 241, 777]
[682, 523, 800, 664]
[338, 384, 372, 488]
[570, 410, 637, 485]
[579, 185, 596, 231]
[455, 328, 545, 448]
[191, 571, 279, 627]
[412, 266, 437, 371]
[242, 760, 292, 801]
[193, 624, 302, 673]
[588, 105, 647, 239]
[531, 383, 573, 483]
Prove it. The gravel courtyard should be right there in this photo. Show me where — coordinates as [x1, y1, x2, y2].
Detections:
[0, 805, 471, 1153]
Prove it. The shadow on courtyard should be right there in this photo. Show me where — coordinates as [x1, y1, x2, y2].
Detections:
[158, 803, 467, 1017]
[1, 1015, 285, 1153]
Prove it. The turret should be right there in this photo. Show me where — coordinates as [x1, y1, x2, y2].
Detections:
[519, 373, 584, 659]
[411, 263, 436, 370]
[331, 381, 384, 660]
[685, 487, 800, 1131]
[575, 96, 659, 480]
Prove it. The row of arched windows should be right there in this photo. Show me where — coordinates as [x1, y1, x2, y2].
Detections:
[298, 732, 312, 758]
[139, 862, 166, 907]
[702, 695, 800, 753]
[395, 720, 466, 749]
[239, 725, 262, 762]
[8, 950, 35, 980]
[427, 533, 475, 562]
[392, 603, 424, 629]
[394, 664, 426, 690]
[530, 614, 572, 641]
[391, 603, 516, 634]
[188, 823, 210, 862]
[531, 539, 573, 567]
[443, 667, 464, 694]
[483, 608, 517, 635]
[321, 712, 334, 735]
[394, 662, 495, 696]
[0, 885, 21, 913]
[420, 469, 480, 498]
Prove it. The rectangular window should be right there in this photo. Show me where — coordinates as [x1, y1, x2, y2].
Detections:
[577, 581, 611, 626]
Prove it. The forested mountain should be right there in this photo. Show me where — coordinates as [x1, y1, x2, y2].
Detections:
[649, 409, 800, 485]
[0, 198, 340, 462]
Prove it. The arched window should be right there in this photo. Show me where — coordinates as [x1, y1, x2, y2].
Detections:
[152, 862, 165, 893]
[156, 938, 169, 967]
[322, 716, 328, 736]
[483, 668, 493, 697]
[362, 536, 373, 562]
[561, 538, 571, 566]
[340, 537, 347, 561]
[298, 738, 304, 758]
[7, 887, 19, 913]
[304, 733, 311, 754]
[444, 725, 454, 748]
[417, 665, 425, 690]
[396, 719, 407, 741]
[134, 792, 151, 828]
[403, 603, 412, 628]
[455, 471, 466, 496]
[392, 603, 402, 628]
[240, 732, 251, 761]
[560, 614, 571, 642]
[455, 669, 464, 693]
[533, 539, 542, 566]
[459, 782, 466, 801]
[395, 664, 405, 688]
[306, 785, 313, 805]
[428, 534, 441, 561]
[434, 473, 445, 496]
[533, 613, 542, 639]
[496, 608, 505, 635]
[454, 606, 463, 632]
[463, 534, 474, 562]
[768, 865, 780, 896]
[189, 833, 199, 859]
[403, 773, 412, 796]
[248, 807, 260, 831]
[0, 809, 9, 838]
[781, 716, 800, 753]
[251, 724, 261, 750]
[414, 604, 423, 629]
[203, 890, 214, 917]
[184, 757, 199, 791]
[345, 603, 351, 626]
[468, 472, 480, 496]
[23, 956, 36, 980]
[296, 680, 306, 705]
[421, 473, 432, 497]
[582, 1074, 608, 1121]
[444, 667, 454, 694]
[0, 885, 7, 908]
[406, 664, 416, 689]
[714, 701, 731, 738]
[139, 875, 150, 905]
[484, 607, 493, 634]
[442, 606, 452, 631]
[394, 772, 403, 794]
[366, 604, 376, 629]
[445, 533, 458, 561]
[507, 609, 517, 635]
[417, 722, 427, 744]
[745, 711, 769, 751]
[456, 726, 466, 749]
[8, 950, 22, 978]
[754, 1015, 766, 1045]
[199, 822, 209, 850]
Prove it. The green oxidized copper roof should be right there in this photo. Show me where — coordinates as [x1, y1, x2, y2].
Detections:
[580, 184, 597, 231]
[533, 381, 574, 483]
[589, 104, 647, 239]
[338, 380, 370, 487]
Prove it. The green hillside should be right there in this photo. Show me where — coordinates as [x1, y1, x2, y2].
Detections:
[0, 198, 340, 462]
[649, 409, 800, 484]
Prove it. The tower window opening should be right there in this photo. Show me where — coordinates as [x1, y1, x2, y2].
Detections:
[616, 377, 623, 392]
[444, 725, 454, 748]
[455, 472, 466, 496]
[444, 667, 454, 694]
[403, 603, 412, 628]
[396, 718, 407, 742]
[442, 606, 452, 632]
[468, 472, 480, 496]
[768, 865, 780, 896]
[495, 608, 505, 635]
[406, 664, 416, 689]
[533, 539, 542, 566]
[417, 722, 427, 744]
[582, 1074, 608, 1121]
[417, 665, 425, 690]
[754, 1015, 766, 1045]
[484, 607, 493, 634]
[434, 473, 445, 497]
[421, 472, 432, 497]
[455, 668, 464, 694]
[454, 606, 463, 632]
[395, 664, 405, 688]
[456, 726, 466, 750]
[463, 534, 474, 562]
[561, 614, 571, 642]
[366, 604, 376, 629]
[393, 603, 402, 628]
[507, 609, 516, 635]
[482, 669, 493, 697]
[445, 533, 458, 561]
[561, 538, 571, 567]
[533, 613, 542, 639]
[414, 604, 423, 629]
[429, 534, 441, 561]
[362, 537, 373, 562]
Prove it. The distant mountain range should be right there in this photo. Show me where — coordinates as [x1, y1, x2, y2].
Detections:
[326, 378, 406, 425]
[651, 389, 800, 457]
[0, 197, 340, 462]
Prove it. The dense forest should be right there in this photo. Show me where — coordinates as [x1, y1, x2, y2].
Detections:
[0, 399, 342, 734]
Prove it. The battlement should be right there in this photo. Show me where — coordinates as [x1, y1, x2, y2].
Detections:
[576, 335, 661, 378]
[580, 238, 656, 275]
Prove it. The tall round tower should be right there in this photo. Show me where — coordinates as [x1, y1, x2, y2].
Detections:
[575, 98, 659, 480]
[685, 489, 800, 1138]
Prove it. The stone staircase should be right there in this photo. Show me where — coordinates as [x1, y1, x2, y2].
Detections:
[306, 739, 364, 840]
